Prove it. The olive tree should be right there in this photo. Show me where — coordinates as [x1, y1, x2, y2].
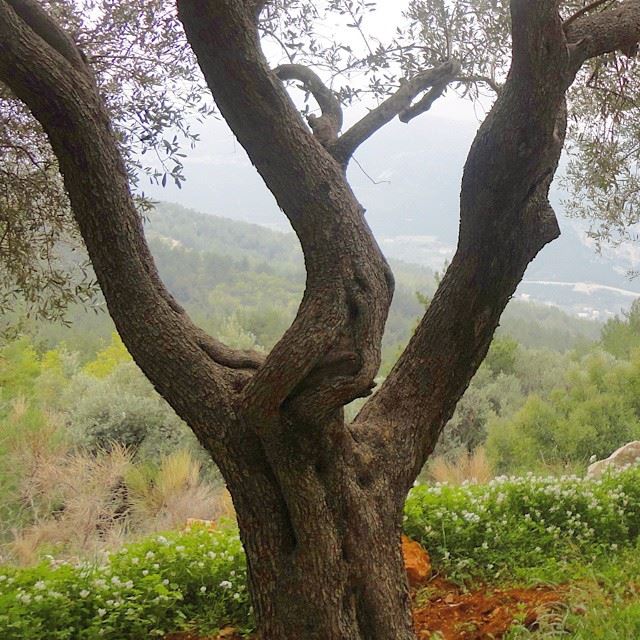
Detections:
[1, 0, 640, 638]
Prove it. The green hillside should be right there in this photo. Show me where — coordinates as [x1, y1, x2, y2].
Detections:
[19, 201, 599, 364]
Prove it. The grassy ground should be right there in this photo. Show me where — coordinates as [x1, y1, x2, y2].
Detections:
[2, 466, 640, 639]
[502, 547, 640, 639]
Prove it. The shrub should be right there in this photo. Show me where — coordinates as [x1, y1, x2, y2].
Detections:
[65, 362, 199, 461]
[5, 467, 640, 636]
[0, 524, 251, 639]
[486, 352, 640, 474]
[404, 464, 640, 582]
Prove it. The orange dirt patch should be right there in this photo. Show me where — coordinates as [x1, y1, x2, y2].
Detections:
[412, 577, 566, 639]
[403, 534, 432, 588]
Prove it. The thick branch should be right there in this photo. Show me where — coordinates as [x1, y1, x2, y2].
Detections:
[357, 0, 570, 494]
[178, 0, 393, 425]
[5, 0, 85, 69]
[0, 0, 261, 442]
[565, 0, 640, 66]
[275, 64, 343, 146]
[331, 60, 460, 165]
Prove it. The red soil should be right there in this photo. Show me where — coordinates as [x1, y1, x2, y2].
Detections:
[166, 539, 567, 640]
[412, 576, 566, 639]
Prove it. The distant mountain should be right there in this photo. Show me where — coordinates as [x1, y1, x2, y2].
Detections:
[143, 114, 640, 319]
[25, 202, 600, 358]
[147, 203, 601, 352]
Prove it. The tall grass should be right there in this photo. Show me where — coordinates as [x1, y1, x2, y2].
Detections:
[1, 399, 231, 566]
[426, 447, 493, 485]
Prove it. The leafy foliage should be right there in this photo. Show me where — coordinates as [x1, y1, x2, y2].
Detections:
[5, 466, 640, 637]
[600, 298, 640, 359]
[405, 464, 640, 582]
[0, 0, 212, 322]
[486, 350, 640, 473]
[0, 524, 250, 639]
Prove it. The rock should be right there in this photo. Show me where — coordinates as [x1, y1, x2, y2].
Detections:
[402, 535, 431, 587]
[587, 441, 640, 478]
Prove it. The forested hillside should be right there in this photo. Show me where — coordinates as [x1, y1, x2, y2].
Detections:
[18, 202, 600, 366]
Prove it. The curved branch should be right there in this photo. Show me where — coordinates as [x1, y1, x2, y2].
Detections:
[5, 0, 85, 69]
[274, 63, 343, 145]
[331, 60, 460, 165]
[565, 0, 640, 67]
[178, 0, 393, 427]
[0, 0, 260, 441]
[356, 0, 570, 494]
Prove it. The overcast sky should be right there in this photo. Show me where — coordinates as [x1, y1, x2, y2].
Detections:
[144, 1, 485, 228]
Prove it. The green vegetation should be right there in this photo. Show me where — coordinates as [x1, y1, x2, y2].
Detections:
[0, 524, 249, 640]
[485, 349, 640, 475]
[405, 466, 640, 582]
[0, 334, 225, 559]
[16, 202, 600, 366]
[3, 204, 640, 638]
[3, 467, 640, 638]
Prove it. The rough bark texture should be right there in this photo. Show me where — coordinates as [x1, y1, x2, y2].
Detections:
[2, 0, 640, 638]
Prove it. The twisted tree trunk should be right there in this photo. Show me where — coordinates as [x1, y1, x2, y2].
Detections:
[2, 0, 640, 637]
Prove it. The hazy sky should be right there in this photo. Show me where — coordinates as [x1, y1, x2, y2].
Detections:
[144, 1, 485, 227]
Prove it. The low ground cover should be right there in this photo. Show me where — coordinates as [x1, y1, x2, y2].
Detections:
[404, 465, 640, 582]
[1, 466, 640, 639]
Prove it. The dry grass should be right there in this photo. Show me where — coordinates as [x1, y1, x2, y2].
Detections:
[2, 401, 232, 565]
[127, 450, 234, 533]
[427, 447, 493, 485]
[9, 443, 133, 564]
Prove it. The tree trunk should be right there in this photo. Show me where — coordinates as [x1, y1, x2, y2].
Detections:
[240, 508, 413, 639]
[5, 1, 640, 639]
[227, 422, 415, 640]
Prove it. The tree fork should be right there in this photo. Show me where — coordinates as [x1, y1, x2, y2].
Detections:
[177, 0, 394, 426]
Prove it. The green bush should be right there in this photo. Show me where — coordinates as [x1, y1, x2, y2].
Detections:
[66, 362, 199, 462]
[487, 351, 640, 473]
[0, 524, 251, 639]
[404, 464, 640, 582]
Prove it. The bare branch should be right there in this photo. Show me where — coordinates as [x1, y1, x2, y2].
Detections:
[274, 63, 343, 145]
[454, 74, 502, 95]
[398, 81, 450, 123]
[563, 0, 614, 28]
[331, 60, 460, 165]
[5, 0, 86, 69]
[566, 0, 640, 67]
